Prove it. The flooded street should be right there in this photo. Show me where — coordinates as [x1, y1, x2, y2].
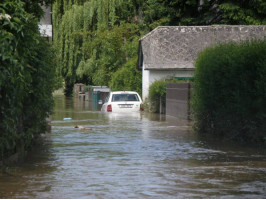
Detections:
[1, 95, 266, 198]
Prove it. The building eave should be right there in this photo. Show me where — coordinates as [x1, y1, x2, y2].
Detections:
[144, 67, 195, 71]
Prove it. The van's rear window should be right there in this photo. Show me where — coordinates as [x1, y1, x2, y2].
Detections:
[112, 94, 139, 102]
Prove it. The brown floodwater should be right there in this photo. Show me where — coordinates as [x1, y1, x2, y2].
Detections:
[0, 95, 266, 198]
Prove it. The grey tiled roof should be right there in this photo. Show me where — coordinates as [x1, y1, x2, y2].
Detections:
[138, 26, 266, 70]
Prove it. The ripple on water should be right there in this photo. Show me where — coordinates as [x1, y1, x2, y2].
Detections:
[1, 95, 266, 198]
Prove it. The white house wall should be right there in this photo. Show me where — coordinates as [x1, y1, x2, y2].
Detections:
[39, 5, 52, 38]
[142, 68, 194, 100]
[142, 64, 150, 100]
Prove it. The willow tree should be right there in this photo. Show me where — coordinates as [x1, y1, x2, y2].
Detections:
[53, 0, 265, 96]
[53, 0, 131, 95]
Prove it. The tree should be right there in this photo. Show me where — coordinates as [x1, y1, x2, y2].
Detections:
[0, 0, 55, 160]
[52, 0, 265, 96]
[110, 57, 142, 95]
[53, 0, 146, 95]
[21, 0, 55, 20]
[141, 0, 266, 25]
[191, 0, 266, 25]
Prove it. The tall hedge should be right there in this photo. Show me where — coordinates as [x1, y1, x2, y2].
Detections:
[0, 1, 55, 160]
[193, 40, 266, 144]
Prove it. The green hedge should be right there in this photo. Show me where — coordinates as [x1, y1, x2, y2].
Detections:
[193, 40, 266, 145]
[0, 1, 55, 160]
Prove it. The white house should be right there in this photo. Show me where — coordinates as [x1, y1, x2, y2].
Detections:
[39, 5, 52, 38]
[137, 25, 266, 100]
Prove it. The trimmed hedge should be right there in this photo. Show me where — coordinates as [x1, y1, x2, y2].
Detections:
[193, 40, 266, 145]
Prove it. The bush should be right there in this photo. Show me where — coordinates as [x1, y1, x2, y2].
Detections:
[147, 80, 167, 113]
[192, 40, 266, 145]
[0, 1, 55, 160]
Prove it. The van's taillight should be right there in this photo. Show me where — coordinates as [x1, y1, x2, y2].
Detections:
[107, 104, 112, 112]
[140, 104, 144, 111]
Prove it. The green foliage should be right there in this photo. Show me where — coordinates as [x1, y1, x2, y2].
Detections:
[142, 0, 266, 25]
[149, 80, 167, 101]
[193, 40, 266, 145]
[0, 0, 55, 160]
[110, 57, 142, 95]
[218, 1, 266, 25]
[53, 0, 147, 96]
[21, 0, 55, 20]
[148, 80, 167, 113]
[52, 0, 265, 96]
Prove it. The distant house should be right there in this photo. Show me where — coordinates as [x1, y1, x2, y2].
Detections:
[137, 26, 266, 100]
[39, 5, 52, 39]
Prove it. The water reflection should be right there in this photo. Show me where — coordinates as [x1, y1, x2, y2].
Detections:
[0, 95, 266, 198]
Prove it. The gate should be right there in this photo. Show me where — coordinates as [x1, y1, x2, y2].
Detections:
[166, 83, 192, 120]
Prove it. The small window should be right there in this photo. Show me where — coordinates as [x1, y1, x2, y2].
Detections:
[112, 94, 139, 102]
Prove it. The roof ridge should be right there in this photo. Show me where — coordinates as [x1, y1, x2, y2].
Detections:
[140, 25, 266, 41]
